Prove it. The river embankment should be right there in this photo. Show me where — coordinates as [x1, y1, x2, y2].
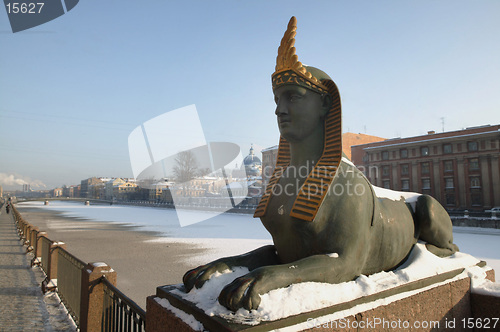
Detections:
[15, 201, 273, 309]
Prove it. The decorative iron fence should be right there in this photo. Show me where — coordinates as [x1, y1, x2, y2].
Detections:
[15, 213, 27, 241]
[101, 277, 146, 332]
[11, 203, 149, 332]
[39, 235, 52, 275]
[57, 247, 86, 327]
[28, 228, 38, 253]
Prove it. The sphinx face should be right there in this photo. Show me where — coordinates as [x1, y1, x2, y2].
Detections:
[274, 85, 326, 143]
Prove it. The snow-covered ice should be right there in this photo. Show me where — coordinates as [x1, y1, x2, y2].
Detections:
[17, 201, 270, 240]
[18, 200, 273, 266]
[17, 200, 500, 272]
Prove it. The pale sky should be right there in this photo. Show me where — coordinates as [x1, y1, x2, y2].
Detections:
[1, 0, 499, 190]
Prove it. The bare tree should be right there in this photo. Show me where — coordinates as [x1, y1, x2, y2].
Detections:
[198, 167, 212, 177]
[173, 151, 198, 183]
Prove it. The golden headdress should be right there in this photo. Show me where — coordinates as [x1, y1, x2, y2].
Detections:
[271, 17, 328, 94]
[254, 16, 342, 222]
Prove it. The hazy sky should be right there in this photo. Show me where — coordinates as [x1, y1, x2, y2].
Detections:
[1, 0, 499, 190]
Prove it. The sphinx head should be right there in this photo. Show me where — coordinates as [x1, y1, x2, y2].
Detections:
[274, 66, 333, 143]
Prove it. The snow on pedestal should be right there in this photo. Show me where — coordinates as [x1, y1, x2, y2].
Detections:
[150, 244, 498, 331]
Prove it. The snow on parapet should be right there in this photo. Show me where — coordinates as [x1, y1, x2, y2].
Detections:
[467, 267, 500, 297]
[169, 244, 487, 326]
[155, 298, 204, 331]
[472, 280, 500, 297]
[171, 267, 250, 321]
[92, 262, 108, 268]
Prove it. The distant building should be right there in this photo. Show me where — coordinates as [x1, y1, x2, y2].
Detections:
[221, 179, 262, 198]
[62, 185, 73, 197]
[105, 178, 125, 200]
[88, 180, 106, 199]
[342, 133, 386, 160]
[191, 176, 227, 194]
[80, 177, 102, 198]
[243, 145, 262, 177]
[61, 185, 80, 198]
[149, 179, 174, 201]
[114, 181, 139, 201]
[260, 133, 386, 188]
[220, 180, 249, 198]
[71, 185, 81, 198]
[51, 187, 63, 197]
[261, 145, 279, 188]
[351, 125, 500, 211]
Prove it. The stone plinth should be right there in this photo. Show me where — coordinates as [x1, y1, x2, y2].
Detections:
[471, 293, 500, 321]
[35, 231, 48, 259]
[48, 242, 66, 281]
[146, 296, 197, 332]
[79, 262, 117, 332]
[470, 268, 500, 329]
[146, 265, 497, 332]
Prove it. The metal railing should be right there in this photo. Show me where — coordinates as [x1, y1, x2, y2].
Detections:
[11, 203, 149, 332]
[15, 213, 28, 241]
[28, 228, 38, 253]
[57, 247, 86, 327]
[101, 277, 146, 332]
[39, 236, 52, 275]
[23, 223, 29, 241]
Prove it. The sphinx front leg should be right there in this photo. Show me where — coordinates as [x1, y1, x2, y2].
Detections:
[218, 264, 294, 311]
[183, 245, 279, 292]
[217, 254, 358, 311]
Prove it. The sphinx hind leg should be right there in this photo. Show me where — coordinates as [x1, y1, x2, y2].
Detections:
[415, 195, 459, 257]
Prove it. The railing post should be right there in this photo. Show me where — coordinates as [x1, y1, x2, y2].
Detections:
[40, 239, 65, 292]
[25, 222, 30, 240]
[23, 224, 31, 245]
[48, 242, 66, 281]
[19, 218, 26, 239]
[35, 232, 48, 259]
[28, 226, 39, 252]
[80, 262, 117, 332]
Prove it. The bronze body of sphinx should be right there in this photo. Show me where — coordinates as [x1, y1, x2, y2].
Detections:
[183, 16, 458, 311]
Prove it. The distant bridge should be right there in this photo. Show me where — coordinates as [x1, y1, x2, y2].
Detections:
[13, 197, 114, 205]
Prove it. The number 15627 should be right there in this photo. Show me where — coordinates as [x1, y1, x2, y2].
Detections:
[5, 2, 45, 14]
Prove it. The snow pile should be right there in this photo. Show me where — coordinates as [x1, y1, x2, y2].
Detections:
[472, 280, 500, 297]
[170, 244, 492, 326]
[467, 267, 500, 297]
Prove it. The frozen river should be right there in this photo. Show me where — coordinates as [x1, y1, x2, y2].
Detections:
[18, 200, 500, 274]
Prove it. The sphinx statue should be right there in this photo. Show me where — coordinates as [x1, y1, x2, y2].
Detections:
[183, 16, 458, 311]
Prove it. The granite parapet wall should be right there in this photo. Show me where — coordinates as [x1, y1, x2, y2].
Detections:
[146, 270, 497, 332]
